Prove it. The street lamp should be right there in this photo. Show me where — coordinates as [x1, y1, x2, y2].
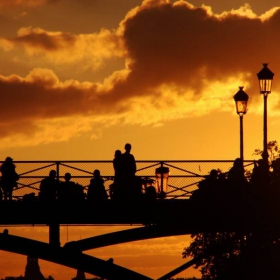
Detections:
[155, 166, 169, 198]
[233, 86, 249, 163]
[257, 63, 274, 170]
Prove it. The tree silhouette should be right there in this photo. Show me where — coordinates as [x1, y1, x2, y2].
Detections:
[253, 140, 280, 163]
[182, 232, 242, 280]
[183, 141, 280, 280]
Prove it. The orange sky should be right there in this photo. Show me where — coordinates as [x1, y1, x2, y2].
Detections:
[1, 0, 280, 279]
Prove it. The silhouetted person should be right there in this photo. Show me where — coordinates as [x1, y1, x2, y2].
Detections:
[0, 157, 19, 200]
[39, 170, 59, 202]
[143, 179, 157, 226]
[190, 169, 225, 206]
[227, 158, 249, 198]
[250, 159, 268, 196]
[113, 150, 122, 182]
[110, 149, 122, 199]
[217, 171, 228, 188]
[58, 172, 85, 202]
[196, 169, 219, 201]
[121, 143, 136, 178]
[144, 179, 157, 202]
[120, 143, 137, 199]
[87, 169, 108, 203]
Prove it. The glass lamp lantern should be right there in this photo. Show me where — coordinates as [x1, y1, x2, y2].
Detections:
[257, 63, 274, 94]
[233, 86, 249, 115]
[155, 167, 169, 196]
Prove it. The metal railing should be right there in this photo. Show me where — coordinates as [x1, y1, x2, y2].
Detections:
[1, 160, 255, 200]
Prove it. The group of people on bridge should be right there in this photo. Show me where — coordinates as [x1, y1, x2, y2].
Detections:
[0, 143, 157, 203]
[1, 148, 278, 203]
[191, 157, 280, 203]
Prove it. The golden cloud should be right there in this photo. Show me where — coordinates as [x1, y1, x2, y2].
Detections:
[1, 1, 280, 148]
[0, 27, 124, 70]
[0, 0, 48, 8]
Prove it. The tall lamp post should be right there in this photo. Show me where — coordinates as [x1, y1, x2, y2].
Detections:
[257, 63, 274, 171]
[233, 86, 249, 163]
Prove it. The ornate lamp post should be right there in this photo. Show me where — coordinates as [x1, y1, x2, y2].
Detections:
[257, 63, 274, 171]
[233, 86, 249, 163]
[155, 166, 169, 198]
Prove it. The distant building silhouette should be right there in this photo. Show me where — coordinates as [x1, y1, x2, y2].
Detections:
[0, 256, 54, 280]
[24, 256, 45, 280]
[0, 257, 103, 280]
[72, 270, 86, 280]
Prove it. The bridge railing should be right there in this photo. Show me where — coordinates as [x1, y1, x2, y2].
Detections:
[2, 160, 255, 200]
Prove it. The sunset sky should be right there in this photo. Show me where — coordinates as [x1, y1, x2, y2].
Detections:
[1, 0, 280, 279]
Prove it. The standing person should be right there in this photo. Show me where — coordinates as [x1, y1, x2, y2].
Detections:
[110, 150, 122, 199]
[119, 143, 137, 200]
[87, 169, 108, 203]
[121, 143, 136, 184]
[0, 157, 19, 200]
[39, 170, 59, 202]
[227, 158, 249, 199]
[113, 150, 122, 185]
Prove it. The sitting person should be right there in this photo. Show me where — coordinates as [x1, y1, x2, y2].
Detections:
[227, 158, 249, 192]
[39, 170, 59, 202]
[0, 157, 19, 201]
[191, 169, 219, 202]
[58, 172, 85, 202]
[87, 169, 108, 203]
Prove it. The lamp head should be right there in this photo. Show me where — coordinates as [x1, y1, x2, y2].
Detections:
[233, 86, 249, 115]
[257, 63, 274, 94]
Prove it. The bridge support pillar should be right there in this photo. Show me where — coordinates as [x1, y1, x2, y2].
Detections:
[49, 223, 60, 247]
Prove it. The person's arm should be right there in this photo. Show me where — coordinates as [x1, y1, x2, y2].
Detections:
[133, 155, 137, 173]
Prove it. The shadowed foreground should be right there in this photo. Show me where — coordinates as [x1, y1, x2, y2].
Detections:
[0, 192, 279, 279]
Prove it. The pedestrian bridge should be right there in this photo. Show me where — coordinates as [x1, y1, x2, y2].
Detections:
[1, 159, 269, 280]
[8, 159, 255, 200]
[0, 195, 277, 280]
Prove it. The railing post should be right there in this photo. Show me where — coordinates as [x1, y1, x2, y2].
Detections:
[49, 161, 61, 247]
[56, 161, 60, 181]
[160, 161, 164, 194]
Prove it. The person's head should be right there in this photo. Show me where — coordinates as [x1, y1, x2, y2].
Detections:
[93, 169, 100, 177]
[115, 150, 121, 158]
[64, 172, 71, 181]
[5, 157, 13, 163]
[209, 169, 218, 179]
[233, 158, 242, 168]
[49, 170, 56, 179]
[124, 143, 131, 153]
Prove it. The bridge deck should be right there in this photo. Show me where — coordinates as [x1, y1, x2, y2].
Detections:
[0, 196, 278, 231]
[0, 194, 279, 280]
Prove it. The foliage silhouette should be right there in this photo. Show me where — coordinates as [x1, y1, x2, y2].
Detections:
[183, 141, 280, 280]
[253, 140, 280, 164]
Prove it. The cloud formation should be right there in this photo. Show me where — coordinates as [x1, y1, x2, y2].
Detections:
[0, 0, 49, 8]
[1, 0, 280, 148]
[1, 27, 124, 69]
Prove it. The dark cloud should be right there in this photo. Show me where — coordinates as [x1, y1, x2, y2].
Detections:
[117, 2, 280, 100]
[1, 1, 280, 143]
[9, 29, 76, 51]
[0, 71, 101, 123]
